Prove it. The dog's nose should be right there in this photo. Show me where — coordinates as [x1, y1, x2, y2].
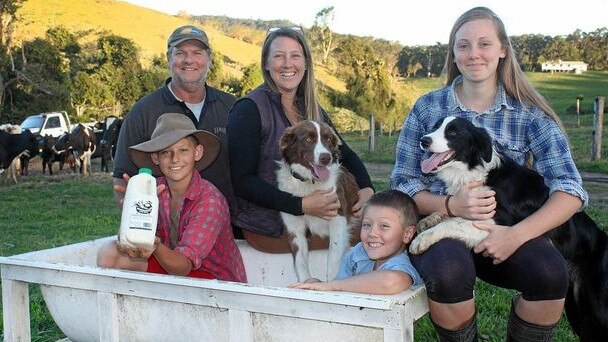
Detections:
[420, 136, 432, 149]
[319, 153, 332, 165]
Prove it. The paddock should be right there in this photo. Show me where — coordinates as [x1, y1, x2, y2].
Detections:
[1, 237, 429, 342]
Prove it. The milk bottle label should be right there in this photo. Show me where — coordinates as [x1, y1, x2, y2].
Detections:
[128, 199, 155, 230]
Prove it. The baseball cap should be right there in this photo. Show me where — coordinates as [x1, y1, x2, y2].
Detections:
[167, 25, 210, 50]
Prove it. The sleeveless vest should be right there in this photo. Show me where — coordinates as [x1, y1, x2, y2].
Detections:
[233, 84, 292, 237]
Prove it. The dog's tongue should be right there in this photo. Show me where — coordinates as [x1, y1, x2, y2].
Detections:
[421, 152, 450, 174]
[312, 164, 331, 181]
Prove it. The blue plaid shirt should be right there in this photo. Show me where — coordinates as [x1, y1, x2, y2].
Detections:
[390, 76, 588, 209]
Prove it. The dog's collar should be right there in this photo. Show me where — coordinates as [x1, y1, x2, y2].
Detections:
[291, 170, 314, 184]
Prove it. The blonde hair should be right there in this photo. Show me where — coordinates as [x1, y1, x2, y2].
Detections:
[261, 28, 321, 122]
[443, 7, 564, 131]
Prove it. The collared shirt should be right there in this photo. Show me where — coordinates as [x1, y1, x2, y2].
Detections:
[156, 171, 247, 282]
[390, 76, 588, 208]
[335, 242, 422, 286]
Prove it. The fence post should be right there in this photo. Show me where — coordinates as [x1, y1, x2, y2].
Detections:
[591, 96, 604, 161]
[368, 113, 375, 152]
[576, 95, 583, 127]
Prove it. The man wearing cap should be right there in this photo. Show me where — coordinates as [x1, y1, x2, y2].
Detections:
[113, 25, 239, 236]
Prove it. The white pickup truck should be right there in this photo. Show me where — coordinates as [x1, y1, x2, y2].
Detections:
[20, 111, 72, 137]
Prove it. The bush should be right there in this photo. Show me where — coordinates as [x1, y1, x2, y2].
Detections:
[328, 107, 369, 133]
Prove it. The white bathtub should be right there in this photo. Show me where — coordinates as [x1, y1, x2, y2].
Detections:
[1, 237, 428, 341]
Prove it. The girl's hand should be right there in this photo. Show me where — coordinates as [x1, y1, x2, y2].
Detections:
[451, 180, 496, 220]
[473, 222, 524, 264]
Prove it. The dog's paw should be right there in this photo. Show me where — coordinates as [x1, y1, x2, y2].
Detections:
[409, 231, 435, 254]
[417, 212, 446, 233]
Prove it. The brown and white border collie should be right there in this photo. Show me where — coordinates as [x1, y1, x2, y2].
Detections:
[277, 120, 359, 282]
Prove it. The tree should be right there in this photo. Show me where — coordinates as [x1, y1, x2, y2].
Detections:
[69, 71, 114, 119]
[580, 28, 608, 70]
[206, 49, 224, 86]
[309, 6, 334, 64]
[97, 34, 141, 70]
[94, 34, 144, 115]
[7, 38, 71, 115]
[0, 0, 24, 49]
[511, 34, 552, 71]
[46, 26, 81, 56]
[396, 43, 446, 78]
[237, 63, 263, 97]
[406, 62, 423, 79]
[0, 0, 29, 118]
[336, 38, 395, 128]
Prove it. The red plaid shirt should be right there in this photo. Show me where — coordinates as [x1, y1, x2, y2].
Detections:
[156, 172, 247, 282]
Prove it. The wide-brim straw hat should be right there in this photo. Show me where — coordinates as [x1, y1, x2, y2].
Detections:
[129, 113, 220, 176]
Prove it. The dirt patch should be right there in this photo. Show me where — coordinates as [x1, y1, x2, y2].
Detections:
[1, 156, 113, 187]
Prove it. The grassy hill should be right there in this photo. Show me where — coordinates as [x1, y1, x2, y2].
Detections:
[14, 0, 345, 90]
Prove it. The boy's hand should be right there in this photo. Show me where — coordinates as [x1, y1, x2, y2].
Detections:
[114, 173, 166, 206]
[116, 237, 159, 260]
[289, 278, 334, 291]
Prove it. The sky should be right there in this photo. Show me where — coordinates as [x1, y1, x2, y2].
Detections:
[121, 0, 607, 46]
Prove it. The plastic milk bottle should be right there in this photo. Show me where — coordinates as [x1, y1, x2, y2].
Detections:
[119, 168, 159, 250]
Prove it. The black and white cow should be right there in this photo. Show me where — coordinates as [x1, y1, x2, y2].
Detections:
[40, 135, 76, 175]
[53, 124, 97, 176]
[100, 116, 123, 161]
[93, 116, 122, 173]
[0, 129, 39, 178]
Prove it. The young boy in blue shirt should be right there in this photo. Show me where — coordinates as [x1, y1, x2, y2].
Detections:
[290, 190, 422, 294]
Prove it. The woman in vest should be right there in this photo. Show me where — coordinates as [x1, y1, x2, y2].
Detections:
[227, 27, 374, 252]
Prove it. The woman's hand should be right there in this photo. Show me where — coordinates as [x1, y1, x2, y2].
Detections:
[302, 188, 341, 220]
[473, 222, 524, 264]
[450, 180, 496, 220]
[352, 187, 374, 218]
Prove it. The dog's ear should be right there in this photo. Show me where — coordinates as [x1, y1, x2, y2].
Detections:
[473, 126, 493, 162]
[279, 126, 296, 157]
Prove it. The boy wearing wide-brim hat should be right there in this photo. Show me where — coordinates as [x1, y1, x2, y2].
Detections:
[97, 113, 246, 282]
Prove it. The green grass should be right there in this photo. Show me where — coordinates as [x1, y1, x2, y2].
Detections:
[0, 174, 119, 341]
[527, 71, 608, 117]
[2, 167, 607, 341]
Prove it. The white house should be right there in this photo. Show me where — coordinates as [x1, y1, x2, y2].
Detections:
[541, 60, 588, 74]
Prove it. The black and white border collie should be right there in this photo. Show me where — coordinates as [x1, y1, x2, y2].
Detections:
[277, 120, 359, 282]
[410, 116, 607, 340]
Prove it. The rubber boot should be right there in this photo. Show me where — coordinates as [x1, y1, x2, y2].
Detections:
[432, 314, 478, 342]
[507, 297, 558, 342]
